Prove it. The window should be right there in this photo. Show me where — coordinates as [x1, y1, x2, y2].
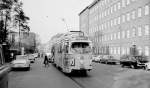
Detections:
[127, 30, 130, 38]
[138, 7, 142, 17]
[132, 27, 136, 37]
[138, 26, 142, 36]
[114, 18, 117, 26]
[111, 34, 113, 40]
[110, 47, 113, 54]
[126, 13, 130, 21]
[145, 46, 149, 56]
[122, 14, 125, 23]
[118, 16, 121, 24]
[114, 47, 116, 54]
[126, 0, 130, 5]
[145, 25, 149, 35]
[121, 47, 125, 55]
[118, 32, 120, 39]
[107, 9, 110, 15]
[111, 20, 113, 27]
[102, 24, 104, 30]
[131, 10, 136, 19]
[122, 0, 126, 7]
[122, 31, 125, 38]
[111, 6, 113, 13]
[138, 46, 142, 55]
[114, 4, 117, 12]
[118, 2, 121, 10]
[114, 33, 117, 40]
[126, 47, 130, 54]
[118, 47, 120, 54]
[145, 5, 149, 15]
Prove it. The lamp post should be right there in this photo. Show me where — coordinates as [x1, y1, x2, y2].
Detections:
[61, 18, 69, 32]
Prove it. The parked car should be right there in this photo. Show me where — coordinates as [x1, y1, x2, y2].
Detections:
[28, 54, 35, 63]
[144, 61, 150, 70]
[100, 55, 118, 65]
[93, 55, 103, 63]
[11, 59, 31, 70]
[120, 55, 148, 69]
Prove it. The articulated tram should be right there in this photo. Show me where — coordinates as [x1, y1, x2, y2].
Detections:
[50, 31, 93, 73]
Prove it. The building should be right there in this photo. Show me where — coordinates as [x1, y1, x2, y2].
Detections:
[79, 0, 150, 59]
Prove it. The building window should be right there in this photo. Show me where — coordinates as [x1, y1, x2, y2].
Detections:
[144, 5, 149, 15]
[131, 10, 136, 19]
[121, 47, 125, 55]
[126, 13, 130, 21]
[122, 14, 125, 23]
[114, 33, 117, 40]
[111, 34, 113, 40]
[114, 4, 117, 12]
[127, 30, 130, 38]
[114, 47, 116, 54]
[122, 0, 126, 7]
[138, 26, 142, 36]
[145, 46, 149, 56]
[118, 32, 120, 39]
[118, 2, 121, 10]
[122, 31, 125, 38]
[118, 16, 121, 24]
[111, 6, 113, 13]
[114, 18, 117, 26]
[126, 0, 130, 5]
[118, 47, 120, 55]
[132, 27, 136, 37]
[145, 25, 149, 35]
[126, 47, 130, 54]
[111, 20, 113, 27]
[138, 46, 142, 55]
[138, 7, 142, 17]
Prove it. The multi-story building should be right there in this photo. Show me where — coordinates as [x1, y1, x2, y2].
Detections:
[79, 0, 150, 59]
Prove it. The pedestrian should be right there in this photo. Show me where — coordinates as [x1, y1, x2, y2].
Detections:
[43, 55, 49, 67]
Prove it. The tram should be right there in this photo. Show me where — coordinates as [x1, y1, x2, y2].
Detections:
[50, 31, 93, 73]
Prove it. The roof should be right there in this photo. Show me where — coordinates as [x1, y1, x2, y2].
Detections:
[88, 0, 100, 9]
[78, 6, 89, 16]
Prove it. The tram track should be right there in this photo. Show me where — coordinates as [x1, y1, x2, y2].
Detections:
[69, 76, 86, 88]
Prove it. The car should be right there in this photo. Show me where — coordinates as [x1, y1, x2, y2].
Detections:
[11, 59, 31, 70]
[28, 54, 35, 63]
[144, 61, 150, 70]
[93, 55, 103, 63]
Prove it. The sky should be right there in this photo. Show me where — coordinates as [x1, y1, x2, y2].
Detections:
[22, 0, 94, 43]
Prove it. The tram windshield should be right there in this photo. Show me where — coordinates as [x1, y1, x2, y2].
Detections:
[71, 42, 92, 54]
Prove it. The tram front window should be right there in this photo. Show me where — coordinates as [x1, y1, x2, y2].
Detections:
[71, 42, 91, 54]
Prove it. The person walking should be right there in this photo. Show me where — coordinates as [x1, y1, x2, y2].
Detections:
[43, 55, 49, 67]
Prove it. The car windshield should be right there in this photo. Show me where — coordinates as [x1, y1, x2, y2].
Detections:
[13, 59, 26, 64]
[71, 42, 92, 54]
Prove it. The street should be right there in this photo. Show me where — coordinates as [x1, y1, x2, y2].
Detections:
[8, 57, 150, 88]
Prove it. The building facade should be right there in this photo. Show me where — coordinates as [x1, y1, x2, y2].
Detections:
[79, 0, 150, 59]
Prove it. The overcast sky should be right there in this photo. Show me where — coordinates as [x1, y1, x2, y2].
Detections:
[22, 0, 93, 43]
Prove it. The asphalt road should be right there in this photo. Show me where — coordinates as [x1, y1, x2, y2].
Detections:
[8, 58, 150, 88]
